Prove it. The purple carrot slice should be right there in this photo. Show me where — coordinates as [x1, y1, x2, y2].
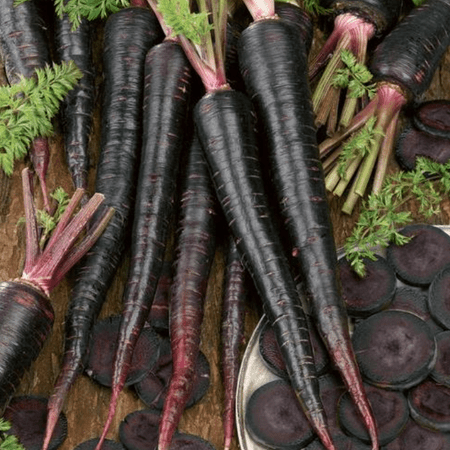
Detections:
[387, 286, 444, 335]
[119, 409, 161, 450]
[382, 418, 450, 449]
[258, 318, 329, 378]
[74, 438, 125, 450]
[134, 338, 210, 410]
[428, 264, 450, 329]
[413, 99, 450, 139]
[245, 379, 316, 450]
[170, 433, 217, 450]
[304, 434, 372, 449]
[408, 379, 450, 432]
[3, 395, 67, 450]
[317, 373, 347, 437]
[85, 315, 161, 387]
[339, 255, 396, 318]
[352, 310, 437, 390]
[337, 383, 408, 446]
[386, 224, 450, 287]
[431, 330, 450, 386]
[395, 123, 450, 171]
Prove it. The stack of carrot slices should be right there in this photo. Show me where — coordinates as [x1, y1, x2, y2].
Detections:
[244, 224, 450, 449]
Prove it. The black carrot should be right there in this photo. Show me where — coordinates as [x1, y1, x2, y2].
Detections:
[54, 11, 95, 200]
[159, 1, 334, 448]
[237, 2, 378, 449]
[95, 31, 194, 448]
[157, 132, 218, 450]
[221, 236, 247, 450]
[320, 0, 450, 213]
[0, 168, 112, 414]
[0, 0, 53, 210]
[43, 8, 163, 450]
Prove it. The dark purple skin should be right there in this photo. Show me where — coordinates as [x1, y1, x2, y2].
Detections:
[0, 0, 50, 83]
[157, 131, 217, 450]
[413, 100, 450, 139]
[274, 2, 314, 54]
[54, 12, 95, 197]
[221, 236, 247, 450]
[238, 17, 376, 449]
[100, 40, 193, 450]
[3, 395, 67, 450]
[370, 0, 450, 100]
[0, 0, 52, 201]
[44, 7, 164, 448]
[194, 89, 332, 449]
[146, 260, 173, 333]
[327, 0, 403, 36]
[395, 123, 450, 171]
[0, 281, 54, 413]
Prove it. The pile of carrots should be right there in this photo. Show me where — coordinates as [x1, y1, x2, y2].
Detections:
[0, 0, 450, 450]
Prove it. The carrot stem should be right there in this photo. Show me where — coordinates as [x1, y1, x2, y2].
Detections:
[372, 108, 401, 194]
[22, 168, 40, 275]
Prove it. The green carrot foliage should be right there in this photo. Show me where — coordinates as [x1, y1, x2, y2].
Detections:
[333, 49, 377, 99]
[0, 61, 82, 175]
[0, 419, 25, 450]
[344, 157, 450, 276]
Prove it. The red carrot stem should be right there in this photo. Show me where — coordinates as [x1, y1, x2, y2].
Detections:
[22, 169, 40, 275]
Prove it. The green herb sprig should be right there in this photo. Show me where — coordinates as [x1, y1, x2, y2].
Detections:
[332, 49, 377, 99]
[344, 157, 450, 277]
[0, 60, 82, 175]
[0, 418, 25, 450]
[18, 187, 71, 249]
[336, 116, 383, 178]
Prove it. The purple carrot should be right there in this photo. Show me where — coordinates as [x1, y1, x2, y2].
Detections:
[42, 9, 163, 450]
[156, 132, 218, 450]
[54, 10, 95, 201]
[237, 0, 378, 448]
[0, 168, 112, 414]
[95, 32, 193, 450]
[221, 236, 247, 450]
[0, 0, 55, 211]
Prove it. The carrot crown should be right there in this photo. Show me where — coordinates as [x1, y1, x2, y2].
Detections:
[156, 0, 228, 92]
[20, 168, 114, 296]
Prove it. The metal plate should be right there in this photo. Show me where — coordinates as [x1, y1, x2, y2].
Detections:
[235, 224, 450, 450]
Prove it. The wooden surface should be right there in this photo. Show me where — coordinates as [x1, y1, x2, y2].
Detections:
[1, 4, 450, 450]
